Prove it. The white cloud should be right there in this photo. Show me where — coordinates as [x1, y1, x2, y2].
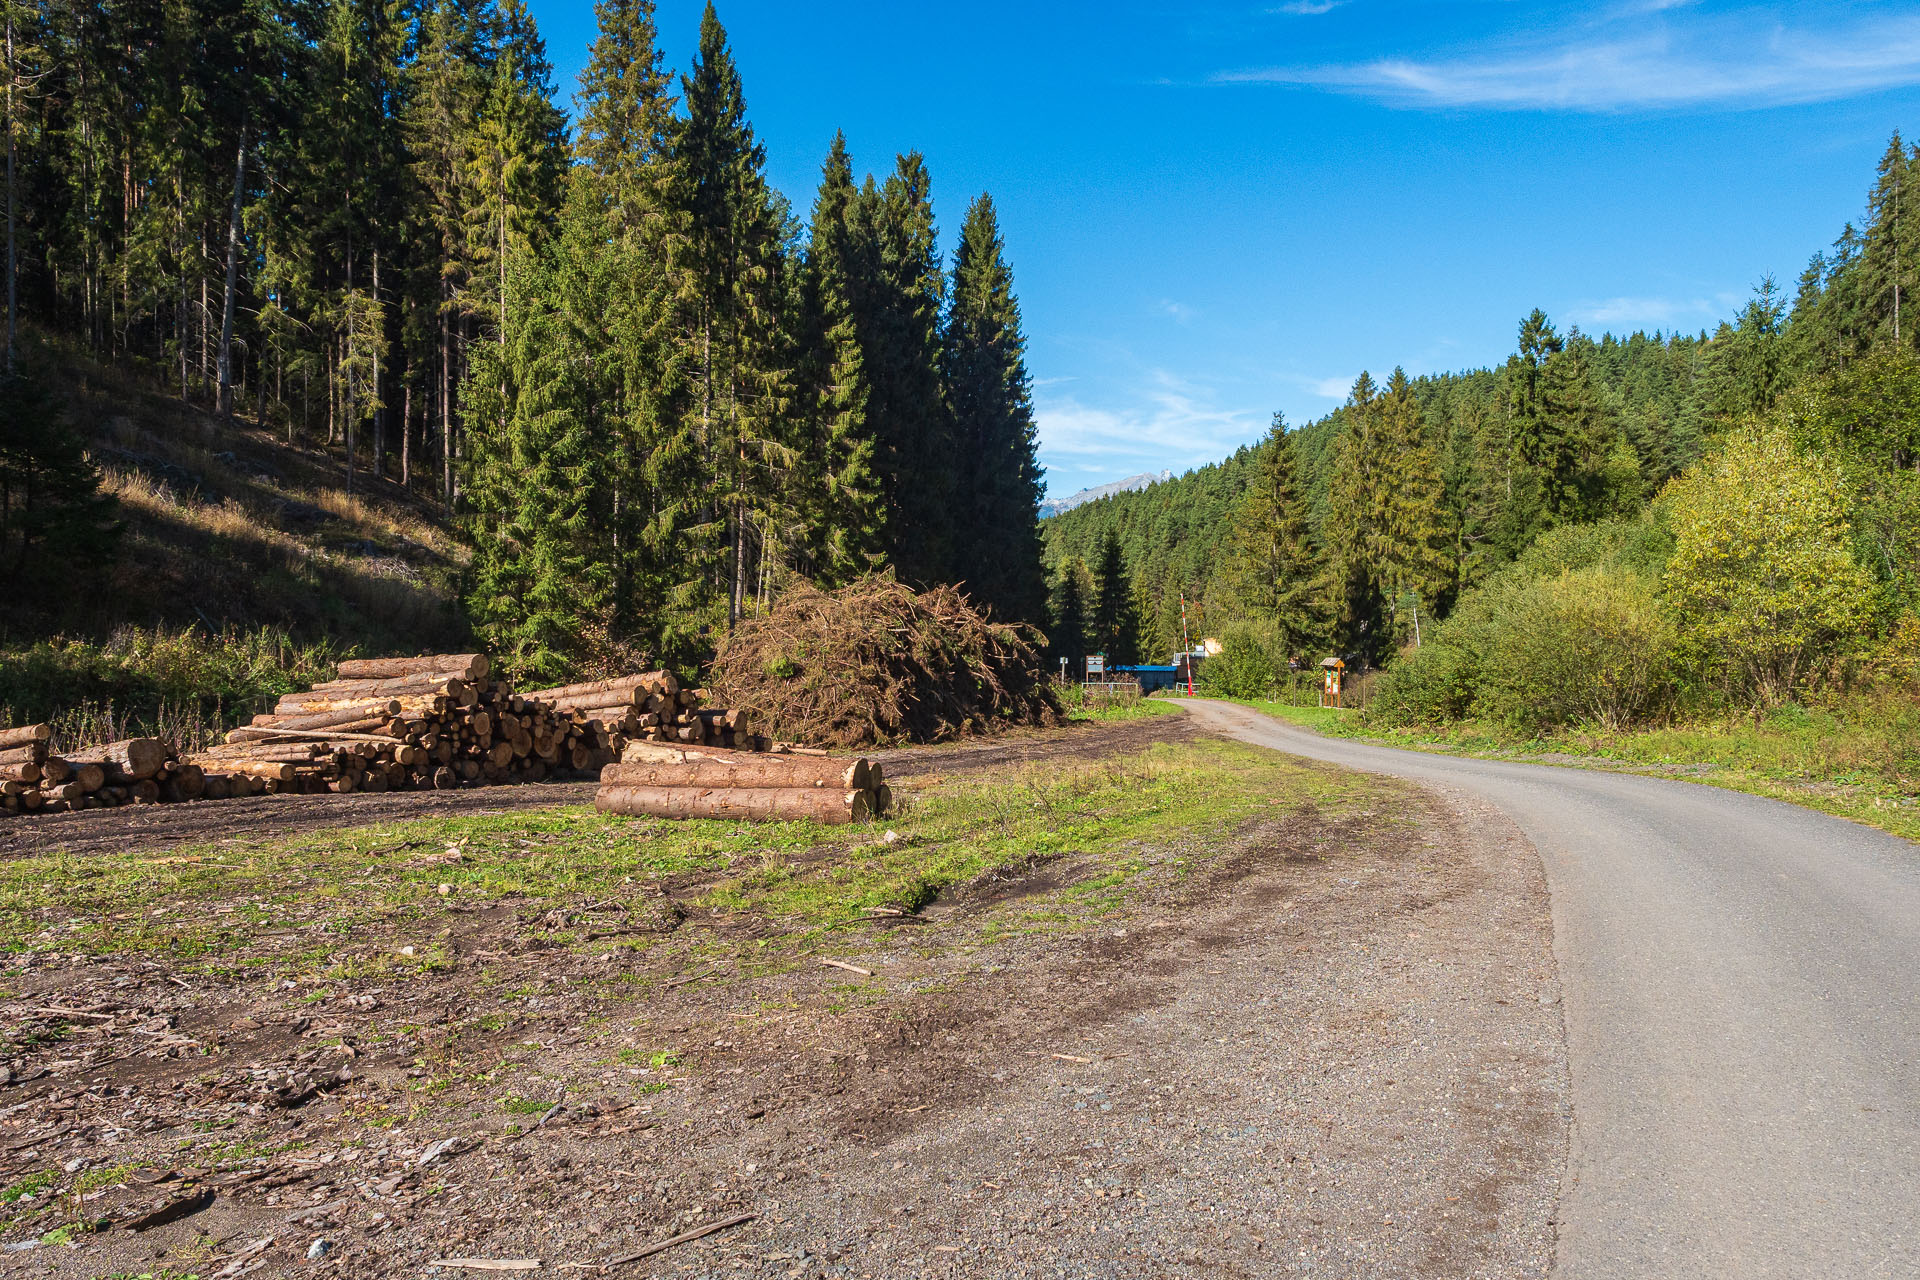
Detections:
[1216, 12, 1920, 111]
[1271, 0, 1345, 15]
[1565, 296, 1709, 328]
[1034, 371, 1263, 479]
[1308, 375, 1357, 399]
[1157, 299, 1198, 324]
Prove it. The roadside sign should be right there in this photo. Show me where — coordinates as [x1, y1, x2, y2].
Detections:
[1085, 654, 1106, 677]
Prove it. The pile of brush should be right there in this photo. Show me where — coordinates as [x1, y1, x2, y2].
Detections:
[708, 573, 1063, 747]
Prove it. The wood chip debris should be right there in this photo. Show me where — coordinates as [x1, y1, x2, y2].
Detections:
[1051, 1053, 1093, 1064]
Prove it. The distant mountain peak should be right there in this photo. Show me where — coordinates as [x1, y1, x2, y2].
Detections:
[1040, 470, 1173, 518]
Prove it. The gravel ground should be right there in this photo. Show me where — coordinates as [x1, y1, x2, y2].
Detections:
[0, 720, 1567, 1279]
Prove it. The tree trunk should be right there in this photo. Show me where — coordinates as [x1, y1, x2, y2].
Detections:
[215, 119, 249, 417]
[401, 375, 412, 486]
[441, 286, 452, 506]
[371, 250, 383, 481]
[4, 9, 15, 373]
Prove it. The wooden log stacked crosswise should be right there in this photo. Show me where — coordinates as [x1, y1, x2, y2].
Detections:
[0, 653, 786, 818]
[593, 742, 890, 826]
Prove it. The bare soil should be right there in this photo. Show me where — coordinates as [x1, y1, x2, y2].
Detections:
[0, 713, 1566, 1278]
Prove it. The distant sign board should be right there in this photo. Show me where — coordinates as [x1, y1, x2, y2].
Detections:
[1085, 654, 1106, 676]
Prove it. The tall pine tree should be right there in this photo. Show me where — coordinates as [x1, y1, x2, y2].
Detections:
[943, 192, 1047, 623]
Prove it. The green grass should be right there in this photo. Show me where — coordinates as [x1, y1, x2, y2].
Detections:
[1213, 695, 1920, 844]
[1067, 695, 1181, 724]
[0, 739, 1373, 970]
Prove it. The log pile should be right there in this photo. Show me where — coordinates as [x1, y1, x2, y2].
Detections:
[1, 653, 784, 817]
[0, 728, 209, 815]
[519, 671, 765, 751]
[594, 740, 889, 826]
[202, 653, 628, 794]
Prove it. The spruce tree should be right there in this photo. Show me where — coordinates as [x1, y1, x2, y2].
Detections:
[1323, 372, 1391, 660]
[674, 3, 794, 629]
[1861, 131, 1915, 352]
[846, 152, 954, 587]
[1227, 414, 1322, 652]
[1376, 368, 1454, 635]
[795, 132, 884, 586]
[1050, 557, 1089, 674]
[0, 361, 118, 590]
[1090, 528, 1140, 665]
[573, 0, 688, 652]
[943, 192, 1047, 623]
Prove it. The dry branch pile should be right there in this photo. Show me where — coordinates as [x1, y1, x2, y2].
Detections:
[1, 653, 772, 816]
[595, 740, 888, 826]
[708, 575, 1062, 747]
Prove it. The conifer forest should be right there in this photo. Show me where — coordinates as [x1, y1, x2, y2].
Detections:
[0, 0, 1046, 680]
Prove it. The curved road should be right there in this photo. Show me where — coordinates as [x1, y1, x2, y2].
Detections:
[1176, 698, 1918, 1279]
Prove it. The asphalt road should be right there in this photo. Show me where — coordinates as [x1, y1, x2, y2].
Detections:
[1176, 697, 1919, 1280]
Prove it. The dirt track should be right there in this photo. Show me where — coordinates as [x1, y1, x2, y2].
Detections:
[0, 709, 1566, 1277]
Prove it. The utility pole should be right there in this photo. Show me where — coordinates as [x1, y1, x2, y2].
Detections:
[1179, 593, 1195, 696]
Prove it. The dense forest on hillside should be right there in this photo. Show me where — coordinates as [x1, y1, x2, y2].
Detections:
[0, 0, 1046, 680]
[1047, 136, 1920, 689]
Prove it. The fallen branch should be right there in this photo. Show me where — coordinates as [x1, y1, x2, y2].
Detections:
[601, 1212, 756, 1266]
[429, 1261, 543, 1272]
[819, 959, 872, 977]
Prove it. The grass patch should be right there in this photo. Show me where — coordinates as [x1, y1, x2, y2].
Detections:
[0, 739, 1371, 969]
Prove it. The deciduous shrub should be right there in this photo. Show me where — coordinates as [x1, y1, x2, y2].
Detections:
[1662, 427, 1874, 705]
[1196, 625, 1286, 700]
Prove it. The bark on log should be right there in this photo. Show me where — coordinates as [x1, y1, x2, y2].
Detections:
[336, 653, 488, 682]
[595, 784, 870, 825]
[0, 744, 46, 767]
[600, 757, 872, 791]
[251, 702, 407, 731]
[265, 696, 410, 719]
[226, 718, 388, 744]
[97, 739, 168, 780]
[523, 670, 678, 704]
[306, 674, 466, 698]
[0, 724, 51, 751]
[0, 763, 42, 785]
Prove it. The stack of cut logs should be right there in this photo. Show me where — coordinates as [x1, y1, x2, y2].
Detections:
[1, 653, 783, 817]
[1, 725, 209, 815]
[199, 653, 631, 794]
[595, 740, 889, 825]
[520, 670, 765, 751]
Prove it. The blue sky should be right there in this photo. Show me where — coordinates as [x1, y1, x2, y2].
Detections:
[525, 0, 1920, 498]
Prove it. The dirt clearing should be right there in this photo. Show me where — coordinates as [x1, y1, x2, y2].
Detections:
[0, 712, 1566, 1278]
